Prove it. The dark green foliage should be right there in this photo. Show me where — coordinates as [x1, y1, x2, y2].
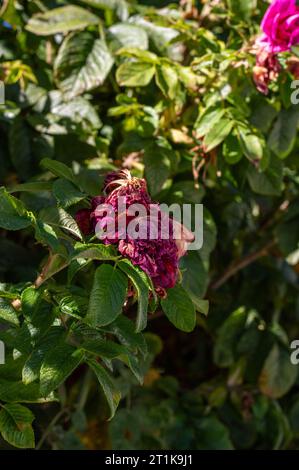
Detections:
[0, 0, 299, 451]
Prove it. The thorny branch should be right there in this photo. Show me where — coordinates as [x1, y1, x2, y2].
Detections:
[210, 240, 276, 290]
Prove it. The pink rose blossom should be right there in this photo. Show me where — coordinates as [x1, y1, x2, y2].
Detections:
[260, 0, 299, 53]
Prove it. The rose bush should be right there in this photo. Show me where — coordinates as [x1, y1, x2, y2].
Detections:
[0, 0, 299, 450]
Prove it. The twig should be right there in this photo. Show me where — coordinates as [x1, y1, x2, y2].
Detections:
[148, 311, 164, 322]
[211, 240, 276, 290]
[77, 369, 93, 412]
[34, 254, 54, 288]
[35, 408, 69, 450]
[45, 41, 53, 65]
[192, 153, 205, 189]
[11, 253, 66, 311]
[0, 0, 9, 16]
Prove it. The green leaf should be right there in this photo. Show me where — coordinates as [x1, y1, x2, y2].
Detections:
[54, 32, 114, 99]
[40, 342, 84, 396]
[88, 359, 121, 419]
[193, 299, 209, 316]
[81, 336, 143, 383]
[129, 18, 179, 59]
[167, 181, 205, 205]
[0, 404, 35, 449]
[58, 294, 88, 319]
[155, 64, 179, 100]
[22, 327, 65, 385]
[81, 338, 127, 359]
[67, 258, 91, 284]
[39, 207, 83, 240]
[53, 179, 85, 208]
[116, 47, 157, 61]
[227, 0, 256, 20]
[213, 307, 247, 368]
[177, 65, 198, 90]
[9, 182, 53, 193]
[161, 285, 196, 332]
[51, 97, 102, 131]
[144, 139, 174, 195]
[0, 298, 19, 326]
[196, 416, 233, 450]
[194, 108, 226, 139]
[275, 212, 299, 256]
[239, 130, 264, 161]
[118, 259, 149, 332]
[78, 0, 129, 21]
[25, 5, 100, 36]
[203, 118, 233, 152]
[21, 292, 54, 340]
[9, 116, 32, 179]
[21, 286, 40, 319]
[107, 316, 147, 356]
[223, 134, 243, 164]
[268, 108, 299, 159]
[71, 243, 119, 261]
[86, 264, 127, 327]
[109, 23, 148, 51]
[116, 61, 156, 87]
[180, 251, 209, 301]
[247, 155, 283, 196]
[250, 100, 277, 133]
[35, 220, 64, 253]
[0, 380, 57, 403]
[0, 187, 32, 231]
[259, 344, 298, 399]
[40, 158, 76, 183]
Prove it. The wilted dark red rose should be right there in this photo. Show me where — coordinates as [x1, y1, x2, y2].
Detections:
[75, 170, 194, 292]
[75, 209, 92, 236]
[253, 47, 281, 94]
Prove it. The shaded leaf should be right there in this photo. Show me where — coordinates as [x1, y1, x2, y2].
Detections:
[214, 308, 247, 368]
[247, 155, 283, 196]
[161, 285, 196, 332]
[40, 342, 83, 396]
[86, 264, 127, 327]
[53, 179, 85, 208]
[259, 344, 298, 399]
[88, 359, 121, 419]
[268, 108, 299, 159]
[203, 118, 233, 152]
[118, 259, 149, 332]
[0, 404, 35, 449]
[40, 158, 76, 183]
[0, 188, 32, 231]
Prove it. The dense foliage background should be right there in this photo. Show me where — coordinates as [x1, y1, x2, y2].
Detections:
[0, 0, 299, 450]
